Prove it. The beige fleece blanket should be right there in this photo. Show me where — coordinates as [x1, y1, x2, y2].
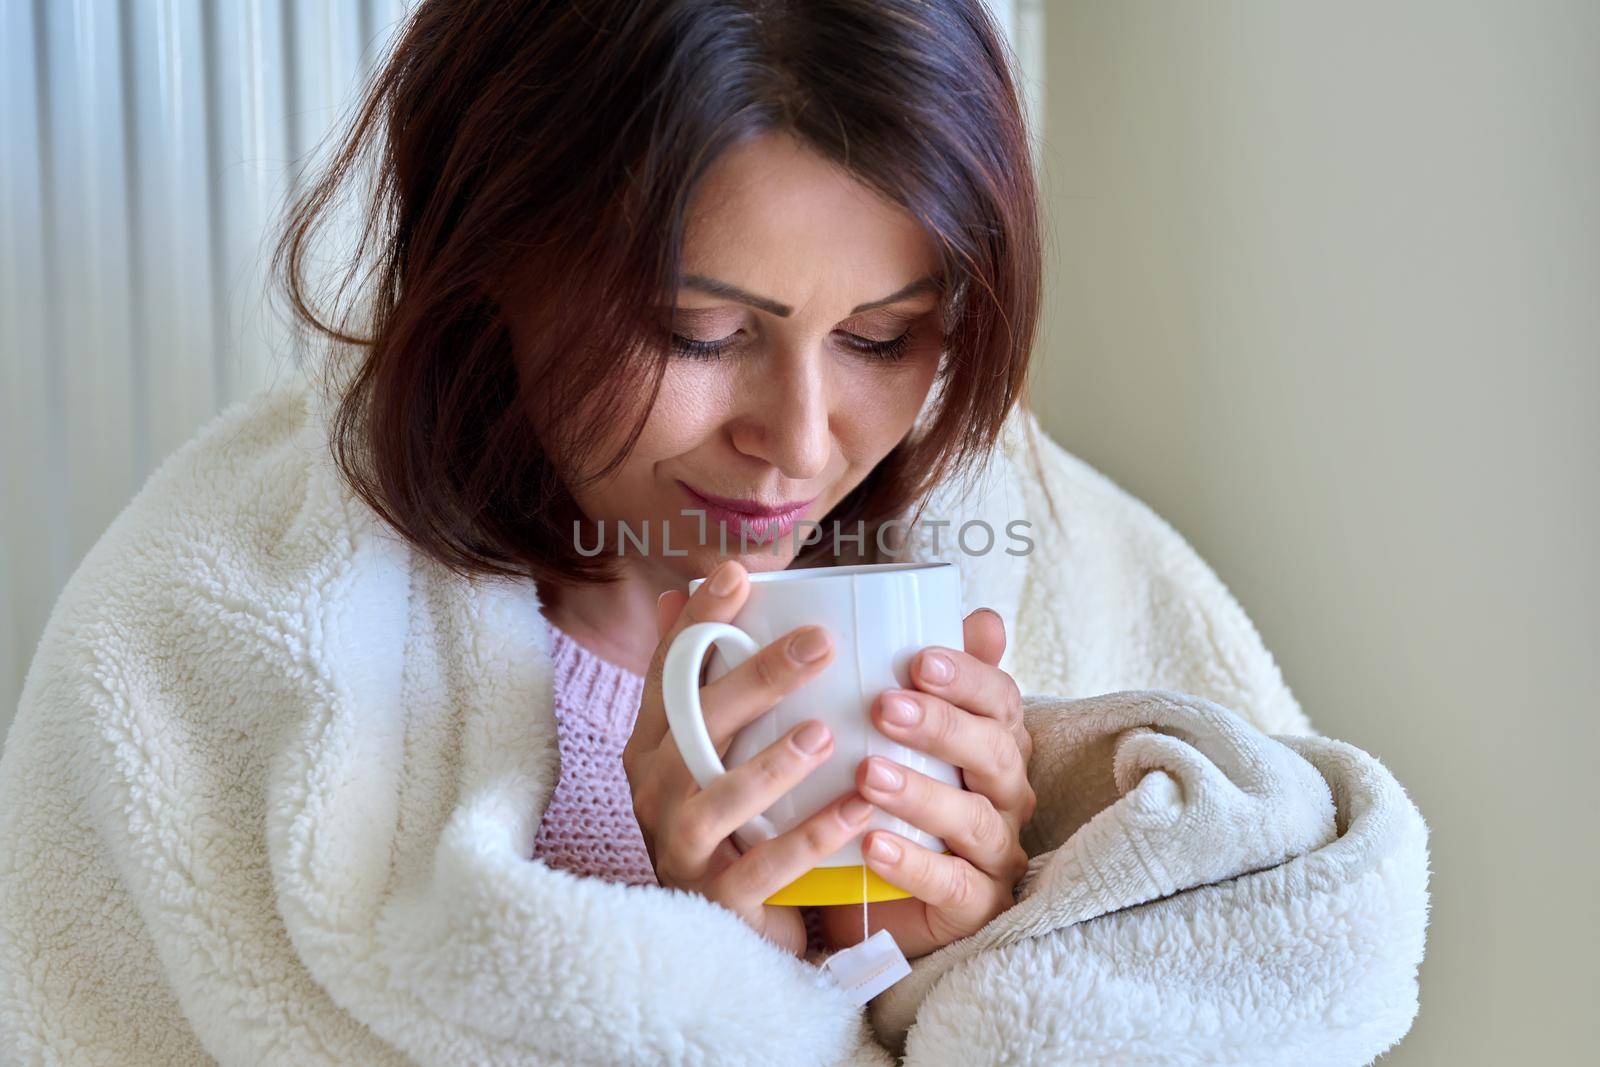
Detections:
[0, 375, 1429, 1064]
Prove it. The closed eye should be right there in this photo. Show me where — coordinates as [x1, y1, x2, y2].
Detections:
[668, 329, 913, 362]
[837, 328, 913, 361]
[669, 332, 739, 358]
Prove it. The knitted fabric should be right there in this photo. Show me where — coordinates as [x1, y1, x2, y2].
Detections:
[530, 622, 657, 886]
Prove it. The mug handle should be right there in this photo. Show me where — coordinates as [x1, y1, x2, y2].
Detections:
[661, 621, 781, 845]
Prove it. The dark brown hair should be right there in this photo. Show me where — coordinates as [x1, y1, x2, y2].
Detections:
[275, 0, 1055, 589]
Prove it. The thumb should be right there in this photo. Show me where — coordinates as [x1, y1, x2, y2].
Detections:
[657, 589, 688, 638]
[633, 561, 750, 752]
[963, 607, 1007, 667]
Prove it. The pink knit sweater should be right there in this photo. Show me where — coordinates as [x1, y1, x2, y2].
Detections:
[530, 622, 657, 886]
[531, 619, 828, 956]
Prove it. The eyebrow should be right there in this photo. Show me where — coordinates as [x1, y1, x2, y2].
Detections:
[678, 274, 941, 317]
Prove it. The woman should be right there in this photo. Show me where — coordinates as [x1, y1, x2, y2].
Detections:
[1, 2, 1429, 1064]
[275, 0, 1047, 962]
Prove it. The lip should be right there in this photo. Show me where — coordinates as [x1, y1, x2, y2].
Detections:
[676, 481, 816, 545]
[676, 481, 816, 517]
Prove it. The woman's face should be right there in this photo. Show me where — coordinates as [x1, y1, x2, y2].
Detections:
[561, 130, 946, 581]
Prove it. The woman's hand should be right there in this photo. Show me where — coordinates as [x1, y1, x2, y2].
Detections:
[818, 607, 1036, 960]
[622, 559, 877, 958]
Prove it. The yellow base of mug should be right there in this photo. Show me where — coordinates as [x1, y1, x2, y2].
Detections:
[762, 852, 952, 907]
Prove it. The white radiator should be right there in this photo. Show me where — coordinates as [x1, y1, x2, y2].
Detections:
[1, 0, 411, 720]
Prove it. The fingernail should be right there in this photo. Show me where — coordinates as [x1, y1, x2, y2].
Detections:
[867, 835, 901, 862]
[920, 651, 954, 684]
[708, 561, 741, 596]
[882, 695, 921, 726]
[793, 720, 831, 754]
[841, 796, 874, 824]
[865, 759, 904, 791]
[789, 627, 830, 663]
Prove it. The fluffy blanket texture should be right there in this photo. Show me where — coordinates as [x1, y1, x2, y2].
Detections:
[0, 374, 1429, 1064]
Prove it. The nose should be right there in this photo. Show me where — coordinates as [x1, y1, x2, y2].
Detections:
[728, 344, 833, 481]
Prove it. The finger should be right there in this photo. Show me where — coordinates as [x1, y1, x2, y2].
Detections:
[711, 791, 878, 906]
[854, 755, 1025, 884]
[908, 643, 1026, 754]
[860, 829, 999, 921]
[873, 688, 1034, 820]
[657, 589, 688, 638]
[633, 559, 751, 752]
[675, 718, 837, 863]
[696, 624, 835, 753]
[962, 608, 1007, 668]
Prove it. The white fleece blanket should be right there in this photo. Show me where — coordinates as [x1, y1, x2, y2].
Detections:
[0, 374, 1430, 1065]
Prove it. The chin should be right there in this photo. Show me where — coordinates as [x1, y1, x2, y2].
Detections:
[726, 551, 802, 574]
[665, 544, 800, 579]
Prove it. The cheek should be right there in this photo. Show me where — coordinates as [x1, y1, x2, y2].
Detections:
[640, 363, 735, 456]
[561, 365, 720, 510]
[578, 363, 732, 512]
[835, 350, 942, 459]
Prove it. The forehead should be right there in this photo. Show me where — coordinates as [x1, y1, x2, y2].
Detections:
[680, 131, 938, 299]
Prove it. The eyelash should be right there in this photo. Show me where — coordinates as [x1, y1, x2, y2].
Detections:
[669, 329, 914, 362]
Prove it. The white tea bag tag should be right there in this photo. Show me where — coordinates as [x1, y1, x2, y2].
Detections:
[819, 928, 911, 1007]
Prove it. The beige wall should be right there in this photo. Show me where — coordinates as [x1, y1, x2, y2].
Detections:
[1036, 1, 1598, 1061]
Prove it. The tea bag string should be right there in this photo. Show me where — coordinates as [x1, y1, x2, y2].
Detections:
[860, 859, 868, 940]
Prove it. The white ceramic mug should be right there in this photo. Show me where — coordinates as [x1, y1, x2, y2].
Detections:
[661, 560, 964, 906]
